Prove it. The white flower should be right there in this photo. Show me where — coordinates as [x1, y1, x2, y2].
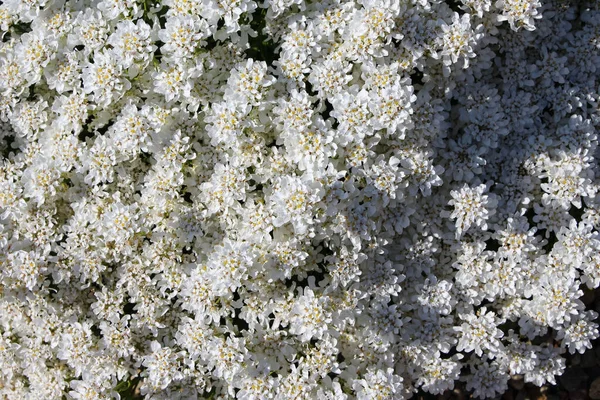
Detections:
[225, 59, 275, 105]
[495, 0, 542, 31]
[110, 103, 152, 156]
[152, 59, 194, 103]
[235, 375, 277, 400]
[202, 0, 257, 32]
[4, 250, 45, 290]
[68, 9, 109, 54]
[206, 238, 254, 295]
[275, 52, 311, 83]
[282, 115, 336, 172]
[447, 183, 497, 239]
[81, 136, 118, 186]
[99, 319, 135, 358]
[101, 199, 139, 245]
[289, 287, 332, 341]
[368, 81, 416, 137]
[554, 220, 600, 269]
[269, 175, 323, 235]
[331, 86, 372, 145]
[14, 29, 55, 76]
[21, 159, 60, 206]
[416, 351, 462, 395]
[582, 252, 600, 289]
[82, 49, 130, 107]
[44, 50, 81, 93]
[308, 58, 353, 98]
[456, 307, 505, 357]
[528, 276, 584, 329]
[69, 380, 105, 400]
[401, 150, 444, 197]
[107, 19, 155, 70]
[494, 215, 538, 259]
[52, 91, 89, 131]
[437, 13, 480, 72]
[541, 166, 595, 210]
[280, 20, 317, 56]
[416, 277, 455, 316]
[365, 156, 406, 206]
[274, 89, 314, 134]
[523, 346, 565, 386]
[203, 336, 247, 381]
[353, 368, 405, 400]
[0, 51, 27, 92]
[91, 287, 123, 324]
[97, 0, 138, 20]
[11, 98, 48, 138]
[57, 322, 94, 376]
[142, 341, 183, 392]
[557, 311, 600, 354]
[461, 0, 492, 18]
[158, 15, 209, 59]
[465, 359, 509, 399]
[199, 161, 247, 214]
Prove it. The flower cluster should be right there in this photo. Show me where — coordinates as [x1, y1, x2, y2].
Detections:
[0, 0, 599, 399]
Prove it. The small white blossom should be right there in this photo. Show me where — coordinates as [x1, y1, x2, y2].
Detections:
[447, 183, 497, 239]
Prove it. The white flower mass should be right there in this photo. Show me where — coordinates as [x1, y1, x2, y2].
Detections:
[0, 0, 599, 398]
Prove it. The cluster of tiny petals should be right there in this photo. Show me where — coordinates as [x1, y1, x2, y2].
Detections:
[0, 0, 599, 399]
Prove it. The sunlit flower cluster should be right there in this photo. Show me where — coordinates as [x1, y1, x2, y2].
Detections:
[0, 0, 599, 399]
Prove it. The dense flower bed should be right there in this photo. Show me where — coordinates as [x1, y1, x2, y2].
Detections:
[0, 0, 599, 398]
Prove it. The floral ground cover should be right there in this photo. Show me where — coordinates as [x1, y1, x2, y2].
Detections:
[0, 0, 600, 399]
